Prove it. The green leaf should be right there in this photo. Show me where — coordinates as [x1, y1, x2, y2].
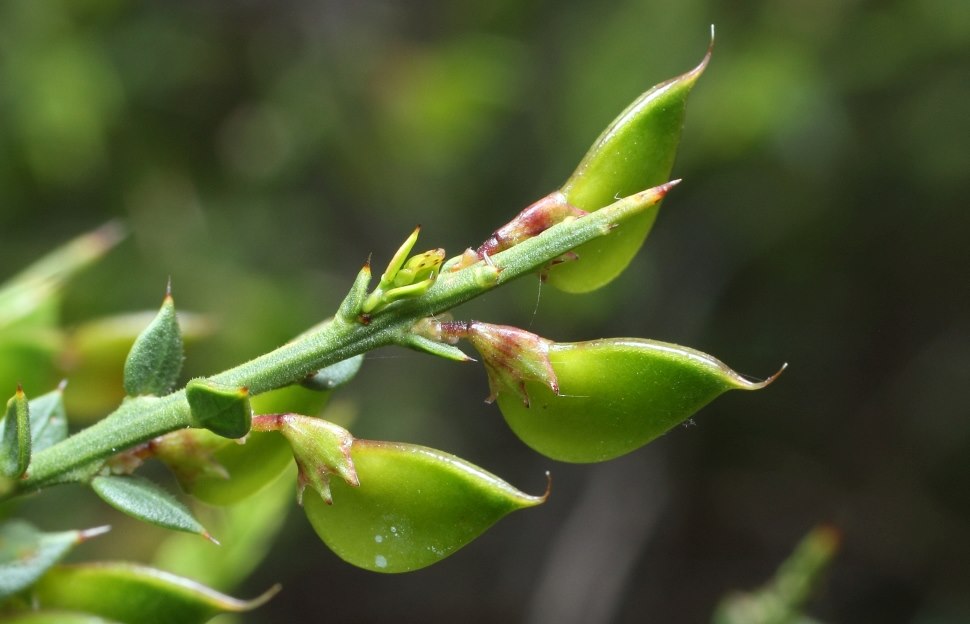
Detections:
[0, 222, 125, 332]
[90, 475, 214, 542]
[152, 468, 294, 589]
[1, 386, 31, 479]
[28, 384, 68, 453]
[301, 354, 365, 391]
[304, 439, 547, 573]
[28, 563, 279, 624]
[496, 338, 784, 463]
[547, 44, 710, 293]
[185, 379, 251, 439]
[0, 521, 109, 600]
[122, 289, 183, 397]
[60, 310, 212, 421]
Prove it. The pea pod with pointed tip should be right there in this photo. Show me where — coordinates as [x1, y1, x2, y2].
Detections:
[546, 40, 711, 293]
[27, 563, 279, 624]
[304, 440, 547, 573]
[495, 338, 783, 463]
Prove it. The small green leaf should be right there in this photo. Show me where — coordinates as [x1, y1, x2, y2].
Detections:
[336, 262, 373, 321]
[90, 475, 214, 542]
[0, 521, 109, 600]
[60, 310, 212, 421]
[496, 338, 784, 463]
[301, 354, 365, 391]
[1, 386, 31, 479]
[28, 384, 68, 453]
[152, 468, 294, 590]
[304, 440, 547, 573]
[402, 333, 472, 363]
[122, 289, 183, 397]
[547, 43, 710, 293]
[185, 379, 251, 439]
[29, 563, 279, 624]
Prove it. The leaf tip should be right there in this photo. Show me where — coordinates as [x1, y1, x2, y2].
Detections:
[77, 525, 112, 542]
[539, 470, 553, 502]
[203, 531, 221, 545]
[744, 362, 788, 390]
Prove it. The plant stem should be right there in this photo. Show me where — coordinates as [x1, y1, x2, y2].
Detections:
[12, 184, 671, 496]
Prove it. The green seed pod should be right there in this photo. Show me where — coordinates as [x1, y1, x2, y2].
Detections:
[496, 338, 783, 463]
[547, 43, 711, 293]
[0, 386, 31, 480]
[28, 563, 279, 624]
[122, 288, 184, 397]
[304, 440, 547, 573]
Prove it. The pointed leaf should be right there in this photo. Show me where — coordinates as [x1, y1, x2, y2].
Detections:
[304, 440, 547, 573]
[153, 468, 294, 589]
[0, 521, 109, 600]
[90, 475, 213, 541]
[60, 310, 212, 421]
[496, 338, 784, 463]
[1, 387, 31, 479]
[122, 291, 183, 397]
[29, 563, 279, 624]
[548, 45, 710, 293]
[185, 379, 251, 439]
[28, 384, 68, 453]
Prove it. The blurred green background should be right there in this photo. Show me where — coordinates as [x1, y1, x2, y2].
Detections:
[1, 0, 968, 622]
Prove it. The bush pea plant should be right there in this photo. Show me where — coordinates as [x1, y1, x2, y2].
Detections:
[0, 35, 834, 623]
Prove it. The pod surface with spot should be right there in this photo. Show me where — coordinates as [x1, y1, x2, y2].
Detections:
[304, 440, 546, 573]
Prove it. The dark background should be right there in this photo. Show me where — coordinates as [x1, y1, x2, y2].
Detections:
[1, 0, 968, 622]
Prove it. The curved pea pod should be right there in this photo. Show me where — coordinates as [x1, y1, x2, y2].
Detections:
[304, 440, 547, 573]
[496, 338, 783, 463]
[28, 563, 279, 624]
[546, 44, 711, 293]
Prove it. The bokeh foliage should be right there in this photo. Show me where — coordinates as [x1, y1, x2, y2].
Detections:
[1, 0, 968, 622]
